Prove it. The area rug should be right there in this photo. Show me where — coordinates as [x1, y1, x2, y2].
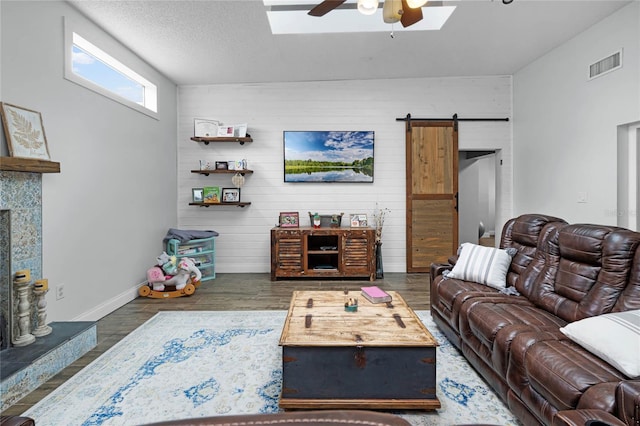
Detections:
[22, 310, 521, 426]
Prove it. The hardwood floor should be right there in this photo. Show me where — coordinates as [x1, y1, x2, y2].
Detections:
[2, 272, 431, 416]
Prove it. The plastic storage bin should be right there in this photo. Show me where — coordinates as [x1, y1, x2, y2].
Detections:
[166, 236, 216, 281]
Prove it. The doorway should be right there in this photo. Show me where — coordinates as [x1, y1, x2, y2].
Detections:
[617, 121, 640, 231]
[458, 151, 496, 246]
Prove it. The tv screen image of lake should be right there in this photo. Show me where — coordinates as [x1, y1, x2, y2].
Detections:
[284, 130, 374, 183]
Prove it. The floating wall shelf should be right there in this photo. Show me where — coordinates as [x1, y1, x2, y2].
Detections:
[191, 136, 253, 145]
[189, 202, 251, 208]
[190, 169, 253, 176]
[0, 157, 60, 173]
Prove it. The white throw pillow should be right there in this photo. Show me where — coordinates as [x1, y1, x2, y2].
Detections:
[447, 243, 514, 290]
[560, 310, 640, 378]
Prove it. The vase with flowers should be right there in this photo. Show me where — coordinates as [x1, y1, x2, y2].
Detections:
[372, 204, 390, 279]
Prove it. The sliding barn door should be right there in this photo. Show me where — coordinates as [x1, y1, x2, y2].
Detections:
[406, 121, 459, 272]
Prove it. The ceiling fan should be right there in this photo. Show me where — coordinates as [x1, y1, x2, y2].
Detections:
[308, 0, 425, 28]
[307, 0, 514, 28]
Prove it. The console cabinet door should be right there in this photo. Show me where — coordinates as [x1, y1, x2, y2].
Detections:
[342, 229, 375, 279]
[271, 229, 304, 279]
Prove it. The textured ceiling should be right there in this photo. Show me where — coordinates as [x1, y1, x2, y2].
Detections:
[68, 0, 632, 86]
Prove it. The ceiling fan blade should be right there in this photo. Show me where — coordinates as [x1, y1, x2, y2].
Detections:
[308, 0, 347, 16]
[400, 0, 423, 27]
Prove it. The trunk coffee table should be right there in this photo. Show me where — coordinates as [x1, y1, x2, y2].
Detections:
[278, 290, 440, 410]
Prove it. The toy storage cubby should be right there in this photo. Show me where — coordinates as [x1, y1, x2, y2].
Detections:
[166, 236, 216, 281]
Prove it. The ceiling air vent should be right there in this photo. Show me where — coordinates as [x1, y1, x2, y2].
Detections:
[589, 49, 622, 80]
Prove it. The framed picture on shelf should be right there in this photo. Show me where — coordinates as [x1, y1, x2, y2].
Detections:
[350, 213, 368, 227]
[192, 188, 204, 203]
[0, 102, 51, 160]
[215, 161, 228, 170]
[203, 186, 221, 203]
[194, 118, 219, 137]
[279, 212, 299, 228]
[222, 187, 240, 203]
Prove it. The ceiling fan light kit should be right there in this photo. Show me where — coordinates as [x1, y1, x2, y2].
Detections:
[382, 0, 402, 23]
[406, 0, 428, 8]
[357, 0, 379, 16]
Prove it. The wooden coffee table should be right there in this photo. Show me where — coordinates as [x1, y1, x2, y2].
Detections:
[278, 290, 440, 410]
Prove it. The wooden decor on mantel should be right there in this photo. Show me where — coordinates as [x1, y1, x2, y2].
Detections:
[0, 157, 60, 173]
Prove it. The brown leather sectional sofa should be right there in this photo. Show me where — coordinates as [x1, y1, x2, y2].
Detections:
[430, 214, 639, 426]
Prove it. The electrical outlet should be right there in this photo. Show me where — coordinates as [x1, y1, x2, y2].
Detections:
[56, 284, 65, 300]
[577, 192, 588, 203]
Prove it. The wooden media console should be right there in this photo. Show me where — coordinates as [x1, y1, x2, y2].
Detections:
[270, 227, 376, 280]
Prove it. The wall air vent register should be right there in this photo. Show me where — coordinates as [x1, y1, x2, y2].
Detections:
[589, 49, 622, 80]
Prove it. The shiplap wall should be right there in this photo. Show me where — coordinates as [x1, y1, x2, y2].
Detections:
[178, 76, 512, 273]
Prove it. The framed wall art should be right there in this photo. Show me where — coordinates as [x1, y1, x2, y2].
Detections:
[279, 212, 299, 228]
[0, 102, 50, 160]
[222, 187, 240, 203]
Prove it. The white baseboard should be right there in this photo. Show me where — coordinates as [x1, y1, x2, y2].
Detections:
[73, 281, 146, 321]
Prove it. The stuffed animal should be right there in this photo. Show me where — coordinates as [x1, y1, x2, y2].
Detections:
[162, 257, 178, 275]
[163, 257, 201, 290]
[146, 266, 167, 291]
[156, 251, 171, 266]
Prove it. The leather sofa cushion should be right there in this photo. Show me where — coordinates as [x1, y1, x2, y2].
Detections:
[437, 279, 498, 313]
[463, 301, 565, 347]
[501, 214, 566, 288]
[461, 300, 567, 376]
[524, 339, 626, 412]
[531, 226, 640, 322]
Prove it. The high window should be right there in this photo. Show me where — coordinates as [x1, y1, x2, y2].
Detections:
[64, 19, 158, 117]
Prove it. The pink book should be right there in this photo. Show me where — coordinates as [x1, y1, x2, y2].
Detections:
[361, 286, 392, 303]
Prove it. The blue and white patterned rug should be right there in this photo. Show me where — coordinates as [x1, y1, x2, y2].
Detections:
[22, 310, 520, 426]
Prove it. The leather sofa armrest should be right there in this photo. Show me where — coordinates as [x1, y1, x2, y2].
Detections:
[430, 262, 452, 280]
[430, 262, 452, 308]
[552, 409, 626, 426]
[617, 380, 640, 426]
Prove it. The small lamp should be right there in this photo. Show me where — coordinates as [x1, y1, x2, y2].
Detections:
[357, 0, 379, 15]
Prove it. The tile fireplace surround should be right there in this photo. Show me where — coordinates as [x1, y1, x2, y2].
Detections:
[0, 170, 42, 348]
[0, 168, 96, 410]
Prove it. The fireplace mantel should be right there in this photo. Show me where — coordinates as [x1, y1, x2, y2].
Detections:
[0, 157, 60, 173]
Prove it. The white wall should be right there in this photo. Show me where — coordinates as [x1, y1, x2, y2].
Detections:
[513, 2, 640, 224]
[1, 1, 178, 321]
[178, 77, 512, 273]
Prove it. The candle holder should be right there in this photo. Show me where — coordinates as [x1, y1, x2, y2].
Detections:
[32, 287, 52, 337]
[12, 276, 35, 346]
[14, 269, 31, 284]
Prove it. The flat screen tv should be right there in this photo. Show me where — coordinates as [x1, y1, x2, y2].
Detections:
[283, 131, 374, 183]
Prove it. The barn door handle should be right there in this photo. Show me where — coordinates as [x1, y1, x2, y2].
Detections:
[454, 192, 459, 212]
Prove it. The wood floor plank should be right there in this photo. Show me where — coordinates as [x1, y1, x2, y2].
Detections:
[1, 272, 431, 416]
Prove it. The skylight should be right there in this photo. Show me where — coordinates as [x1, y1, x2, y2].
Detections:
[265, 0, 456, 34]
